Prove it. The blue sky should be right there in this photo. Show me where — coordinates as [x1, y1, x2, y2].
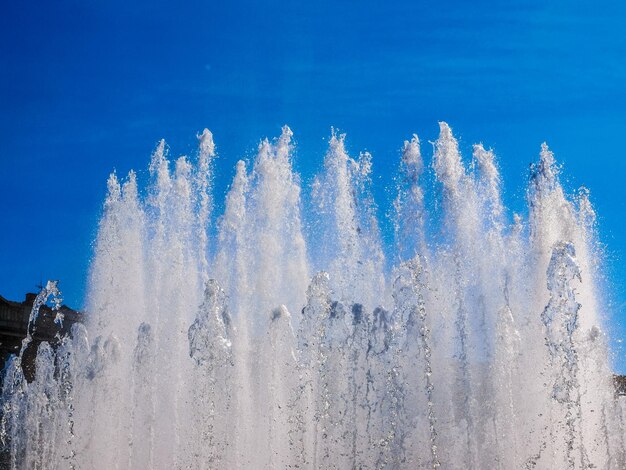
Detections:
[1, 1, 626, 368]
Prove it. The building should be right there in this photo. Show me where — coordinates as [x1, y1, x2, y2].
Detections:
[0, 292, 82, 384]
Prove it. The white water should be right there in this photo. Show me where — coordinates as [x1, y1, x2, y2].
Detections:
[2, 123, 625, 469]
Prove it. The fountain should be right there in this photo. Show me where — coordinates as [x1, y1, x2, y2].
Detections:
[1, 123, 624, 469]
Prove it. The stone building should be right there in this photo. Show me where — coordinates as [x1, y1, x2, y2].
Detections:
[0, 292, 82, 384]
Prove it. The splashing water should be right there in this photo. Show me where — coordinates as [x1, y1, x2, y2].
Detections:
[2, 123, 625, 469]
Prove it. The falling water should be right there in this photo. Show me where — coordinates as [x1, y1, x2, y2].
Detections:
[1, 123, 625, 469]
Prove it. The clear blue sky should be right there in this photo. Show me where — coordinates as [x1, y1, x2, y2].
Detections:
[1, 1, 626, 368]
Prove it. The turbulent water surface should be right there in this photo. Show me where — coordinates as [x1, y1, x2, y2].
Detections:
[2, 123, 625, 469]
